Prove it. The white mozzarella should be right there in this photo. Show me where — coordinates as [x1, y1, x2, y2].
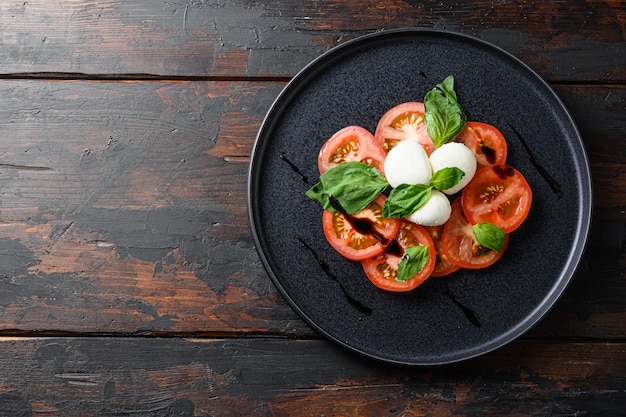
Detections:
[406, 190, 452, 226]
[428, 142, 477, 195]
[384, 139, 432, 188]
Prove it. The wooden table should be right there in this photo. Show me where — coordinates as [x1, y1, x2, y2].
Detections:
[0, 1, 624, 415]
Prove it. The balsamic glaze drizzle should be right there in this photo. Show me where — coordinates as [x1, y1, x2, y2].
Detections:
[481, 144, 497, 164]
[279, 152, 308, 184]
[328, 195, 390, 247]
[446, 289, 482, 328]
[299, 238, 373, 316]
[507, 123, 564, 198]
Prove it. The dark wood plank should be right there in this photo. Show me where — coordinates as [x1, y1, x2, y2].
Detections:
[0, 0, 623, 81]
[0, 80, 623, 340]
[0, 2, 621, 415]
[0, 80, 309, 336]
[0, 337, 624, 416]
[556, 85, 626, 220]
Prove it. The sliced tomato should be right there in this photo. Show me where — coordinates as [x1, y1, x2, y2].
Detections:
[461, 165, 532, 234]
[441, 198, 509, 269]
[424, 225, 460, 277]
[361, 220, 436, 292]
[456, 121, 507, 168]
[374, 102, 436, 155]
[322, 195, 400, 261]
[318, 125, 387, 175]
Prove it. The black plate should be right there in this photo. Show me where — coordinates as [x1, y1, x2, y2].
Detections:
[247, 28, 591, 365]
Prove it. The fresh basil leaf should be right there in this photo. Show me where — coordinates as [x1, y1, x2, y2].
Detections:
[424, 75, 467, 148]
[397, 245, 430, 281]
[430, 167, 465, 191]
[305, 182, 330, 209]
[472, 222, 506, 252]
[382, 183, 433, 218]
[305, 161, 389, 214]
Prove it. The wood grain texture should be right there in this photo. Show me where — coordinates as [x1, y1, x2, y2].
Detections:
[0, 337, 623, 416]
[0, 0, 624, 414]
[0, 0, 623, 81]
[0, 80, 307, 336]
[0, 80, 623, 341]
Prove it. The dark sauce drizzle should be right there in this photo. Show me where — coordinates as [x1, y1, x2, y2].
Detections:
[493, 164, 516, 180]
[446, 288, 482, 328]
[507, 123, 564, 198]
[329, 195, 405, 258]
[481, 144, 497, 164]
[384, 238, 403, 257]
[279, 152, 308, 184]
[328, 195, 391, 247]
[299, 238, 373, 316]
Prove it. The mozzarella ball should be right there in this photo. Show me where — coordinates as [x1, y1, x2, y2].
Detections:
[428, 142, 477, 195]
[384, 139, 432, 188]
[406, 190, 452, 226]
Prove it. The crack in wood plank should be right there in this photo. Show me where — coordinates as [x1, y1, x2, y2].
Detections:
[0, 163, 52, 171]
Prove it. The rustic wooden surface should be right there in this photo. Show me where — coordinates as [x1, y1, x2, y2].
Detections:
[0, 1, 624, 415]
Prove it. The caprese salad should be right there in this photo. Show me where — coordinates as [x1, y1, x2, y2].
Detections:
[306, 75, 532, 292]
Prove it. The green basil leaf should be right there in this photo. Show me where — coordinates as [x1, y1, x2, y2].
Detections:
[430, 167, 465, 191]
[382, 183, 433, 218]
[424, 75, 467, 148]
[305, 161, 389, 214]
[397, 245, 430, 281]
[472, 222, 506, 252]
[305, 182, 330, 209]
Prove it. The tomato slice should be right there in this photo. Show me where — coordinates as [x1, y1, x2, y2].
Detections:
[322, 195, 400, 261]
[456, 121, 507, 168]
[441, 198, 509, 269]
[318, 125, 387, 175]
[424, 225, 460, 277]
[461, 165, 532, 233]
[374, 102, 435, 155]
[361, 220, 436, 292]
